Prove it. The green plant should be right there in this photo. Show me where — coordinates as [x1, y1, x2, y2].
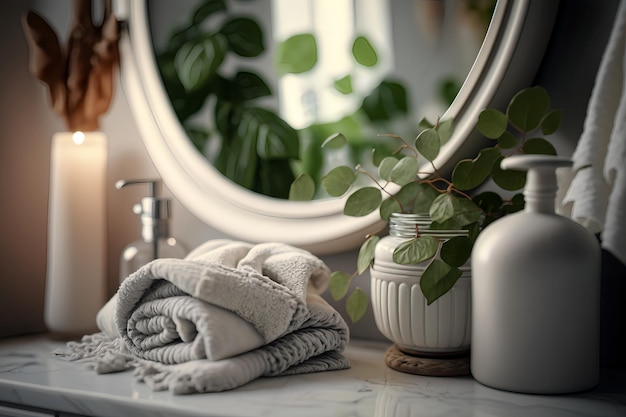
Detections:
[156, 0, 415, 199]
[290, 85, 562, 322]
[157, 0, 299, 198]
[158, 0, 472, 200]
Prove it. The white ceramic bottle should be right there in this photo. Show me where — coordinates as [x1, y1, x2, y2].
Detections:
[471, 155, 600, 394]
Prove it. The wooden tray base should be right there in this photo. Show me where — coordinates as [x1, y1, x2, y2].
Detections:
[384, 344, 471, 377]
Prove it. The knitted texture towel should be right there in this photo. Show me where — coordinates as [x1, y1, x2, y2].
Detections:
[56, 240, 350, 394]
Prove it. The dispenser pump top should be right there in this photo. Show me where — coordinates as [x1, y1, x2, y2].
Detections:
[501, 155, 572, 214]
[115, 179, 171, 242]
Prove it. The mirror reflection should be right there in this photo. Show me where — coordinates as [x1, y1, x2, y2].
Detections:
[148, 0, 494, 199]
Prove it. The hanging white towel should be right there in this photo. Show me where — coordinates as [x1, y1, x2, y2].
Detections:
[558, 0, 626, 266]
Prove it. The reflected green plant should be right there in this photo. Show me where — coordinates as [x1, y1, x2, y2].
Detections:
[156, 0, 416, 199]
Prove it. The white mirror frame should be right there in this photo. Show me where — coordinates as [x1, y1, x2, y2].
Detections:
[115, 0, 559, 254]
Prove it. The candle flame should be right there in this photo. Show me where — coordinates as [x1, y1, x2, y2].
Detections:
[72, 131, 85, 145]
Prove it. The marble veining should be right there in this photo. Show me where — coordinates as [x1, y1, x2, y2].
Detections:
[0, 336, 624, 417]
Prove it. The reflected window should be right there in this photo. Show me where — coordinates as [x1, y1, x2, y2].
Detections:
[272, 0, 393, 129]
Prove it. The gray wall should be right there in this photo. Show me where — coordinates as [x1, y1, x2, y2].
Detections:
[0, 1, 620, 348]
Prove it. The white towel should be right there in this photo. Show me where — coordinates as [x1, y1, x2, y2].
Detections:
[55, 239, 350, 394]
[558, 0, 626, 266]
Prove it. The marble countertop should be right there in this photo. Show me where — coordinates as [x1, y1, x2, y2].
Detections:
[0, 335, 624, 417]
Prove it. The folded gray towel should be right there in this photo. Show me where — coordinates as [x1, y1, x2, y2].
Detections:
[56, 240, 350, 394]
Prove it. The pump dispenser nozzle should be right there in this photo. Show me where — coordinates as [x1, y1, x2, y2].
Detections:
[115, 179, 171, 243]
[116, 178, 187, 283]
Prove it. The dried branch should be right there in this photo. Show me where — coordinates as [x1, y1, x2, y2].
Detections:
[22, 0, 120, 131]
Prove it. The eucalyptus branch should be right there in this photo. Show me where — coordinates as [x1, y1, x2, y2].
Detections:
[428, 159, 445, 179]
[420, 177, 447, 192]
[289, 85, 561, 322]
[449, 187, 474, 201]
[378, 133, 419, 158]
[357, 168, 391, 193]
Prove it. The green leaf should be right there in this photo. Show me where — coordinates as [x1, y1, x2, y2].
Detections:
[214, 98, 235, 136]
[439, 77, 461, 107]
[214, 125, 258, 189]
[352, 35, 378, 67]
[393, 236, 439, 265]
[334, 75, 353, 94]
[417, 117, 435, 132]
[436, 118, 455, 145]
[408, 183, 440, 213]
[361, 80, 408, 122]
[390, 156, 419, 186]
[380, 198, 401, 222]
[429, 218, 462, 230]
[344, 187, 382, 216]
[397, 181, 439, 214]
[329, 271, 351, 301]
[522, 138, 557, 155]
[415, 128, 441, 161]
[358, 235, 380, 274]
[221, 17, 264, 57]
[504, 193, 525, 214]
[541, 109, 562, 135]
[507, 85, 550, 132]
[346, 288, 368, 322]
[257, 159, 295, 199]
[440, 236, 472, 267]
[289, 173, 315, 201]
[378, 156, 400, 181]
[165, 25, 201, 53]
[372, 146, 394, 166]
[420, 260, 462, 305]
[497, 131, 518, 149]
[429, 193, 454, 224]
[322, 166, 356, 197]
[276, 33, 317, 74]
[321, 132, 348, 149]
[380, 182, 438, 220]
[235, 72, 271, 100]
[478, 108, 507, 139]
[237, 108, 299, 159]
[192, 0, 227, 24]
[451, 147, 501, 190]
[418, 117, 435, 130]
[473, 191, 503, 213]
[429, 194, 482, 226]
[465, 222, 480, 241]
[451, 198, 483, 226]
[491, 156, 526, 190]
[175, 35, 226, 91]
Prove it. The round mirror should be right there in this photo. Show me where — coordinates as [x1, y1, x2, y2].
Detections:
[117, 0, 559, 254]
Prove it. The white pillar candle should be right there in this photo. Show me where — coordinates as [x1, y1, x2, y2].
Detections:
[45, 131, 107, 337]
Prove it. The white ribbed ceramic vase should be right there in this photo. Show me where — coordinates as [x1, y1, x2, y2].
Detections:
[370, 213, 471, 355]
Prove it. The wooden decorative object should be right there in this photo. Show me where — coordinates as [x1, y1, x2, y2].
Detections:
[22, 0, 120, 132]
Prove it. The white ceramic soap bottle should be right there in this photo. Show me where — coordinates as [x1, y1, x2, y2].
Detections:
[471, 155, 600, 394]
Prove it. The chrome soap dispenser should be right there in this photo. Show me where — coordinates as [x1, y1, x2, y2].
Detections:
[116, 179, 187, 283]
